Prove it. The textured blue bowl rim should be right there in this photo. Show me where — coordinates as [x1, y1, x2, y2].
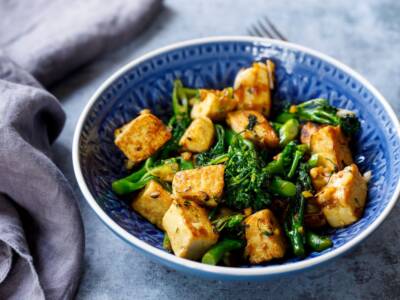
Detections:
[72, 36, 400, 279]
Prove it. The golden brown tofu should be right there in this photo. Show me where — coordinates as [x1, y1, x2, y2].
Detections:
[244, 209, 286, 264]
[317, 164, 367, 228]
[179, 117, 215, 153]
[304, 197, 327, 228]
[162, 198, 219, 260]
[234, 60, 275, 116]
[300, 122, 321, 146]
[226, 110, 279, 148]
[132, 180, 173, 230]
[172, 165, 225, 207]
[310, 125, 353, 171]
[191, 88, 238, 121]
[115, 113, 171, 164]
[310, 166, 333, 191]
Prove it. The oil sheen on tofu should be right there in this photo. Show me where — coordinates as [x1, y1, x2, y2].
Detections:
[226, 110, 279, 148]
[307, 125, 354, 191]
[244, 209, 286, 264]
[317, 164, 367, 228]
[162, 198, 219, 260]
[300, 122, 321, 147]
[234, 60, 275, 116]
[191, 88, 237, 121]
[179, 117, 215, 153]
[310, 125, 353, 171]
[114, 112, 171, 164]
[172, 165, 225, 207]
[132, 180, 173, 230]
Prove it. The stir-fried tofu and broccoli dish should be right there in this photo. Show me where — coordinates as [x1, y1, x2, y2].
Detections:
[112, 60, 369, 266]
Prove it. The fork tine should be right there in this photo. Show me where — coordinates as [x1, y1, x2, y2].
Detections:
[263, 16, 287, 41]
[248, 24, 268, 38]
[247, 26, 258, 37]
[256, 19, 277, 39]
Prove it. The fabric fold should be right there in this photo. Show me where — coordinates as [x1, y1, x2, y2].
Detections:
[0, 54, 84, 299]
[0, 0, 163, 86]
[0, 0, 162, 298]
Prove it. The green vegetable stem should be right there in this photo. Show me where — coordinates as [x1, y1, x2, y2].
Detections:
[306, 231, 332, 252]
[284, 184, 306, 257]
[269, 177, 297, 198]
[264, 142, 307, 179]
[112, 157, 193, 195]
[201, 239, 244, 265]
[279, 118, 300, 146]
[212, 214, 245, 237]
[274, 111, 296, 123]
[158, 80, 192, 159]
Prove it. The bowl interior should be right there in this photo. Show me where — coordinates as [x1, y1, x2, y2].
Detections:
[77, 39, 400, 268]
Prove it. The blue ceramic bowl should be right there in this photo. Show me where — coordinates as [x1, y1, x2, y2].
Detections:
[73, 37, 400, 280]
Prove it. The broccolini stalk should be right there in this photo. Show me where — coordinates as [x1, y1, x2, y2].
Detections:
[181, 87, 199, 99]
[284, 184, 306, 257]
[264, 142, 306, 178]
[274, 111, 296, 124]
[224, 129, 237, 146]
[279, 118, 300, 146]
[158, 80, 192, 159]
[287, 144, 308, 178]
[307, 153, 319, 168]
[201, 239, 244, 265]
[212, 214, 245, 235]
[293, 98, 361, 136]
[269, 177, 297, 197]
[306, 231, 332, 252]
[112, 157, 193, 195]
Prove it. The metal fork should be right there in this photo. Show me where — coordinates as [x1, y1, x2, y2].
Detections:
[247, 16, 287, 41]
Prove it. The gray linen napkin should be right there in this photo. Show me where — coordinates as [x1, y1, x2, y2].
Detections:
[0, 0, 162, 299]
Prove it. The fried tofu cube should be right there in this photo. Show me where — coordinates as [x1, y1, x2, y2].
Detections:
[115, 113, 171, 164]
[244, 209, 286, 264]
[304, 197, 327, 228]
[131, 180, 173, 230]
[310, 125, 353, 171]
[226, 110, 279, 148]
[234, 60, 275, 116]
[191, 88, 238, 121]
[162, 198, 219, 260]
[179, 117, 215, 153]
[317, 164, 367, 228]
[172, 165, 225, 207]
[310, 166, 333, 191]
[300, 122, 321, 146]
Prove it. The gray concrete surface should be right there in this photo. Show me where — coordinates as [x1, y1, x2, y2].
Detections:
[50, 0, 400, 299]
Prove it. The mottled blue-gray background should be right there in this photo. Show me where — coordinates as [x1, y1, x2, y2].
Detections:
[51, 0, 400, 299]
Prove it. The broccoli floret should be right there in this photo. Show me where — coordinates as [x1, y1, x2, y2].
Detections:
[294, 98, 360, 136]
[196, 124, 226, 166]
[158, 80, 192, 159]
[223, 134, 271, 210]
